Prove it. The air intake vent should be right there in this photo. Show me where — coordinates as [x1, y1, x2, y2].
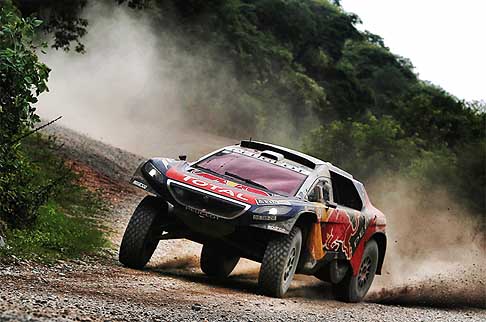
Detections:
[240, 140, 317, 169]
[260, 150, 284, 162]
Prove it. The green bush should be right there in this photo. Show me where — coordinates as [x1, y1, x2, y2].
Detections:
[0, 1, 51, 229]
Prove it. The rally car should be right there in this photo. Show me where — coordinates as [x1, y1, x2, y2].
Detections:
[119, 140, 387, 302]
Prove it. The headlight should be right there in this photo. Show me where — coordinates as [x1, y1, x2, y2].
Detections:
[144, 162, 163, 181]
[254, 206, 292, 216]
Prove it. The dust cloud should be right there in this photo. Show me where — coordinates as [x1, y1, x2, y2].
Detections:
[367, 175, 485, 308]
[38, 2, 235, 159]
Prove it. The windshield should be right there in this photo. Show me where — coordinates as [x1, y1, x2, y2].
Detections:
[195, 150, 307, 196]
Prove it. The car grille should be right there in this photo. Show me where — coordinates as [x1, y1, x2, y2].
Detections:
[169, 183, 246, 219]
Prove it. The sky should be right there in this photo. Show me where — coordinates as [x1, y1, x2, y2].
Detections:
[340, 0, 485, 101]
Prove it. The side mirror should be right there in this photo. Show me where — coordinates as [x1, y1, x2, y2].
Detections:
[308, 185, 322, 202]
[179, 155, 187, 161]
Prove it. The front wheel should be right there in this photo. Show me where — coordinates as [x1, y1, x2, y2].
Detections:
[200, 244, 240, 278]
[332, 239, 379, 302]
[119, 196, 167, 269]
[258, 226, 302, 298]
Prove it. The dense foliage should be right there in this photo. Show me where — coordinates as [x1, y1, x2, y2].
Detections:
[11, 0, 486, 216]
[141, 0, 486, 215]
[0, 2, 51, 229]
[13, 0, 89, 53]
[154, 0, 485, 215]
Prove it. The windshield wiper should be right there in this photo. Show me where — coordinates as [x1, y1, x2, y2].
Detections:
[224, 171, 269, 191]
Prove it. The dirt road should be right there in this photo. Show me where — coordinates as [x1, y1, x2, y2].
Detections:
[1, 126, 484, 321]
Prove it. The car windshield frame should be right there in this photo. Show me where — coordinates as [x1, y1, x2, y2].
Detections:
[193, 149, 308, 196]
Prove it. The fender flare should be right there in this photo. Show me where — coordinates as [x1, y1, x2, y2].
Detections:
[249, 211, 319, 235]
[370, 231, 387, 275]
[349, 229, 387, 276]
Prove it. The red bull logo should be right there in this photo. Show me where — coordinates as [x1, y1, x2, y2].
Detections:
[322, 208, 367, 260]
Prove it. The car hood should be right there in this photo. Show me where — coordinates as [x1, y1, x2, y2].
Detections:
[166, 162, 299, 206]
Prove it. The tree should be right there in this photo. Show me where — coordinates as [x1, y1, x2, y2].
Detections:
[303, 113, 419, 180]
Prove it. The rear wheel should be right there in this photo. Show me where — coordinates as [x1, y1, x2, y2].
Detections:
[332, 239, 378, 302]
[258, 226, 302, 298]
[200, 244, 240, 278]
[119, 196, 167, 269]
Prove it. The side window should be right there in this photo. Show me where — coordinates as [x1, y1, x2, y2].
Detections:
[322, 181, 331, 202]
[330, 171, 363, 210]
[307, 179, 332, 203]
[307, 184, 319, 202]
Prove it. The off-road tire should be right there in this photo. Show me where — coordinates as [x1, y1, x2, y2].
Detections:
[258, 226, 302, 298]
[200, 245, 240, 278]
[119, 196, 167, 269]
[332, 239, 378, 302]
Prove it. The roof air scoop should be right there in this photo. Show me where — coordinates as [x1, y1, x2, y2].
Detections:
[260, 150, 284, 162]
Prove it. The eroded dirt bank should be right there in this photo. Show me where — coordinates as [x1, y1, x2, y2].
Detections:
[0, 125, 484, 321]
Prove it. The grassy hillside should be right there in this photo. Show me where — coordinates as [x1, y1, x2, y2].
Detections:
[0, 135, 107, 262]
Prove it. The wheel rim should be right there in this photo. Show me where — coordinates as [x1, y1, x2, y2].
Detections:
[358, 256, 372, 289]
[283, 246, 297, 282]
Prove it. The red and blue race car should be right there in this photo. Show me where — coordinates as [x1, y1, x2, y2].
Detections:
[120, 140, 387, 302]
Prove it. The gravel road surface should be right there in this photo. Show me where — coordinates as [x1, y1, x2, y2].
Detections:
[0, 125, 484, 321]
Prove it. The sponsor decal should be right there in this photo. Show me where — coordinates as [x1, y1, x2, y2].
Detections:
[183, 175, 249, 201]
[266, 224, 287, 233]
[185, 206, 219, 220]
[322, 209, 371, 260]
[252, 214, 277, 221]
[166, 168, 256, 204]
[256, 199, 291, 205]
[131, 179, 147, 190]
[194, 170, 271, 196]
